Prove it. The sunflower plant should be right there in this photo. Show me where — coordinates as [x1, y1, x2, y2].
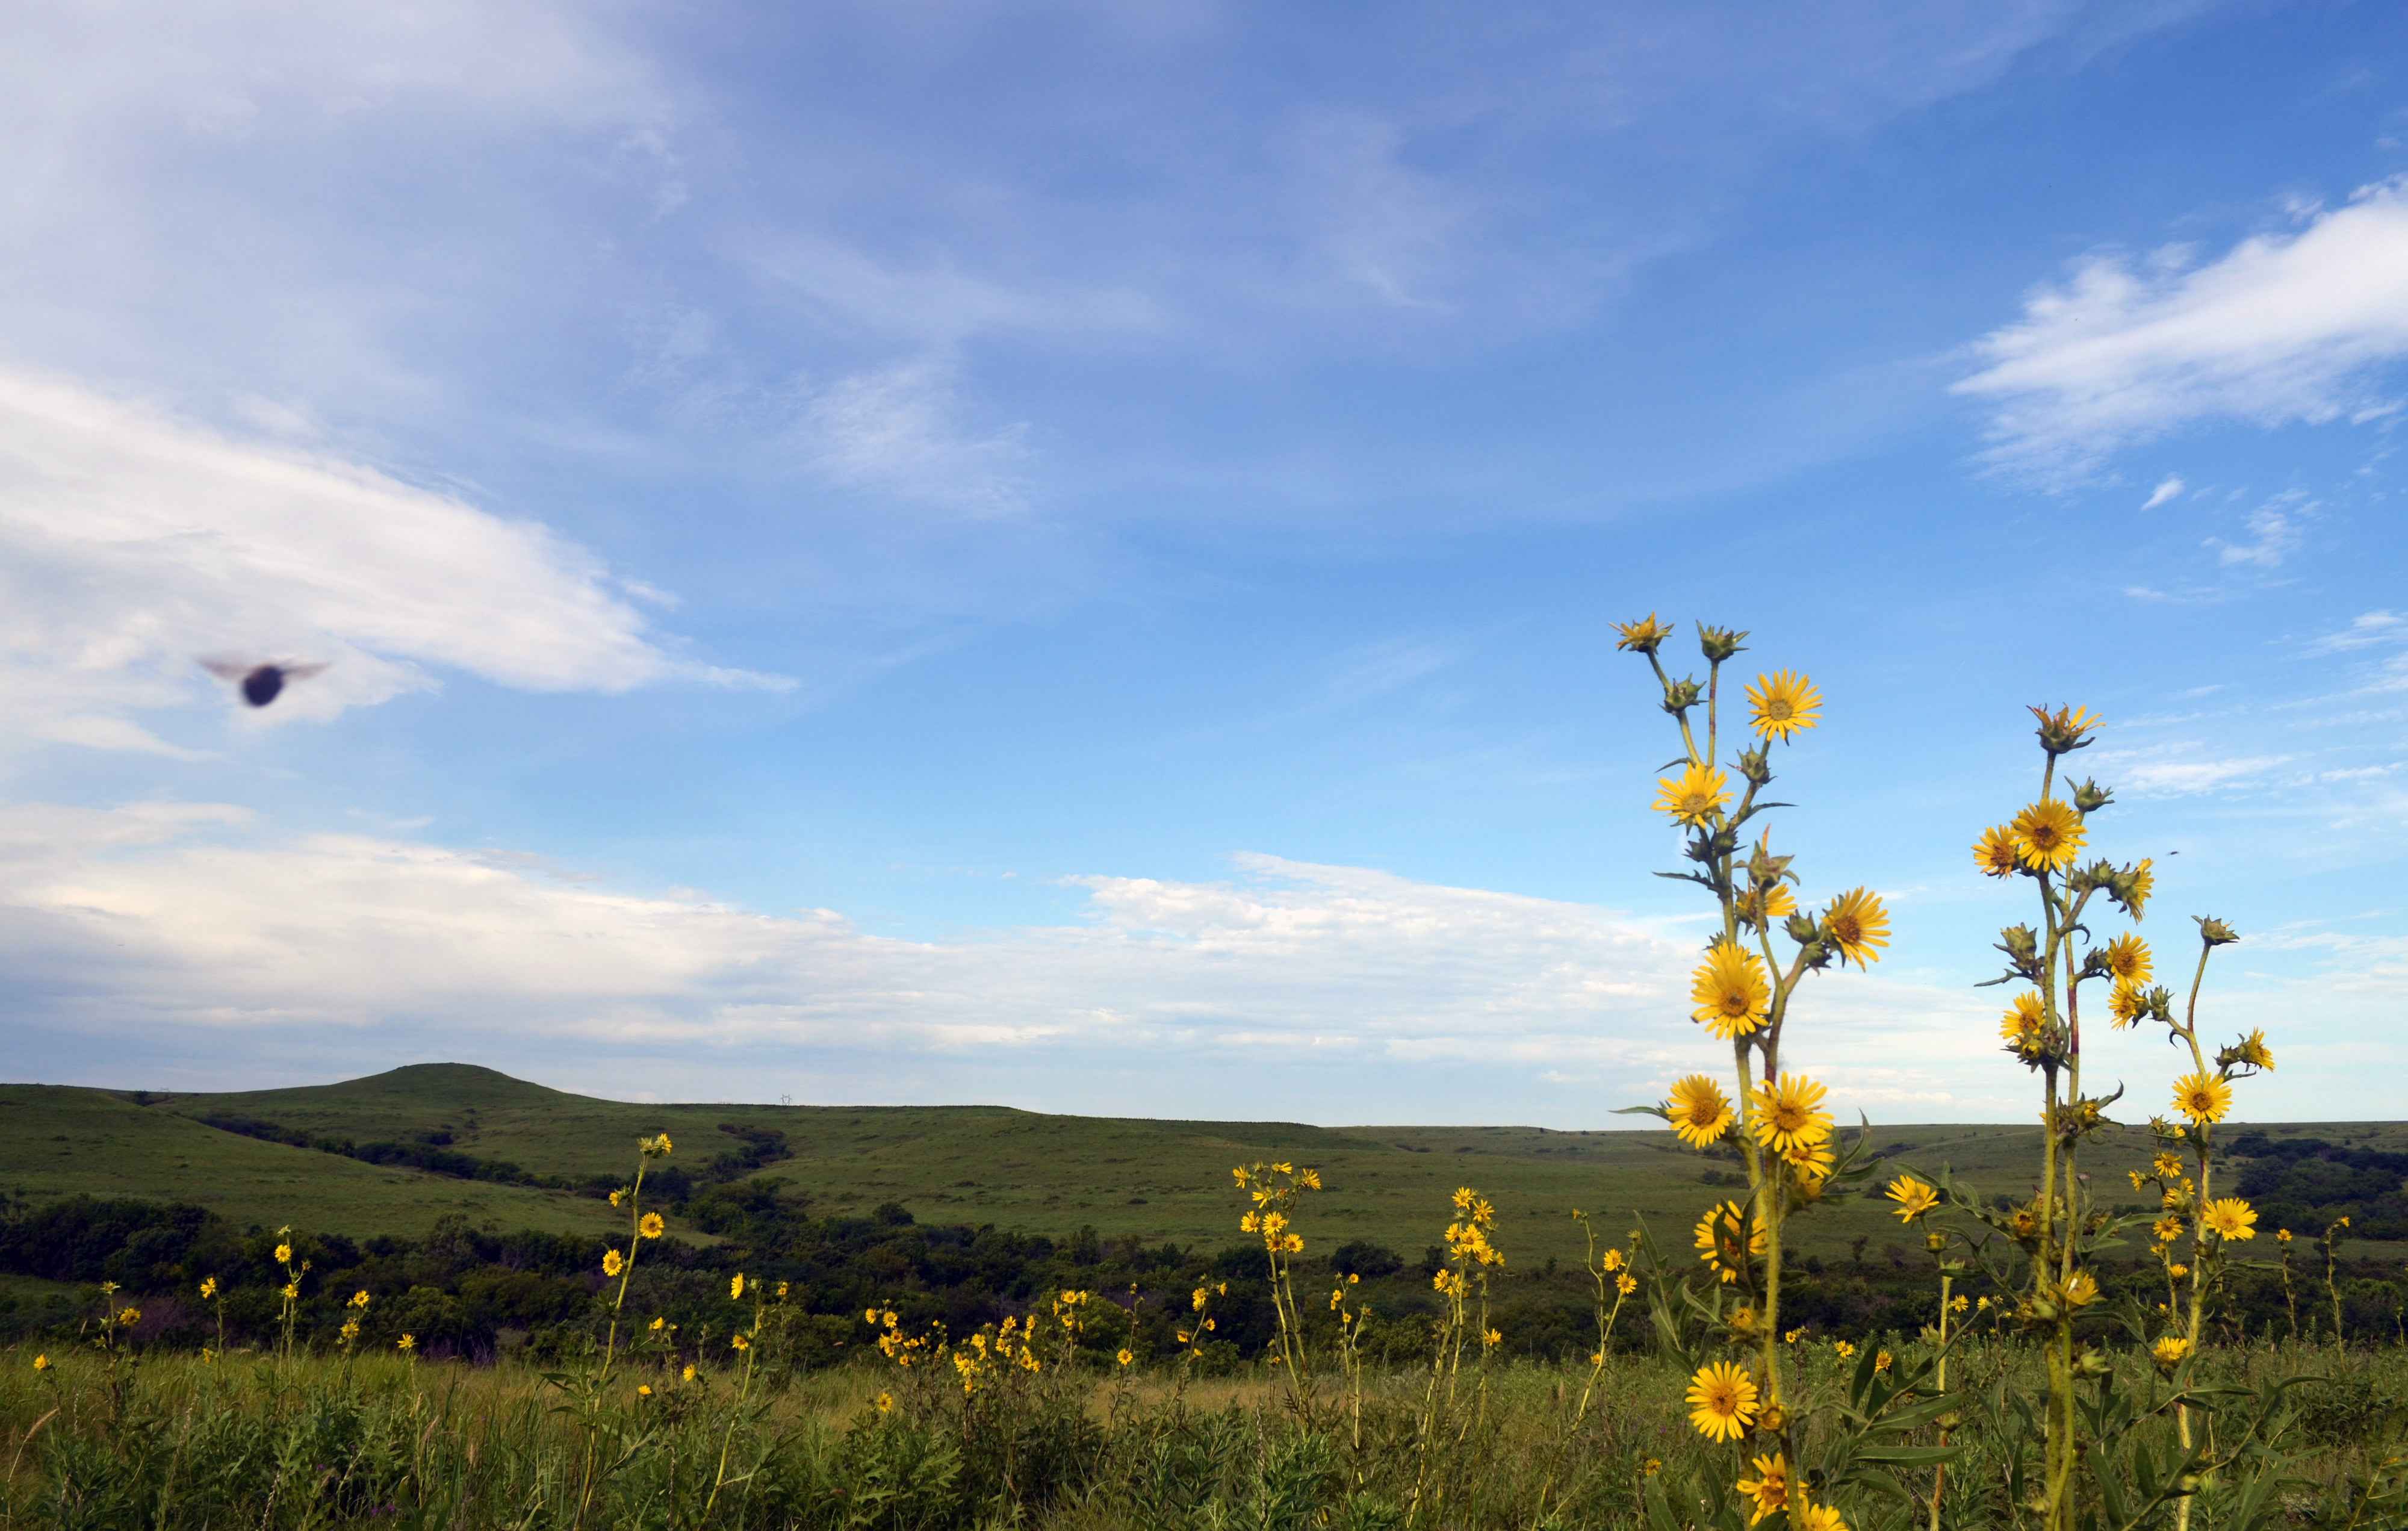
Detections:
[1950, 705, 2298, 1531]
[1613, 616, 1937, 1530]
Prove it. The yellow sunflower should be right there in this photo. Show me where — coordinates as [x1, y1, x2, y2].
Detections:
[2124, 857, 2155, 919]
[2232, 1028, 2275, 1070]
[1685, 1360, 1760, 1442]
[1654, 762, 1732, 828]
[1690, 939, 1770, 1039]
[2011, 799, 2087, 872]
[2102, 933, 2152, 984]
[1821, 887, 1890, 968]
[1613, 613, 1674, 653]
[2000, 991, 2047, 1058]
[1746, 880, 1797, 928]
[639, 1213, 665, 1239]
[2202, 1197, 2257, 1241]
[1746, 670, 1822, 742]
[2108, 980, 2147, 1029]
[1784, 1138, 1835, 1189]
[603, 1249, 625, 1278]
[1751, 1074, 1832, 1155]
[1734, 1453, 1790, 1526]
[1885, 1175, 1940, 1223]
[2152, 1335, 2191, 1371]
[1666, 1075, 1734, 1147]
[1797, 1503, 1849, 1531]
[2171, 1070, 2231, 1125]
[1693, 1200, 1766, 1284]
[1973, 825, 2021, 878]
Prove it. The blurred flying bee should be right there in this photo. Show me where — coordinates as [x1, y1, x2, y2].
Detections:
[199, 659, 330, 708]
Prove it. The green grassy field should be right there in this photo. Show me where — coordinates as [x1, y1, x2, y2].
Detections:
[0, 1082, 623, 1240]
[5, 1064, 2400, 1265]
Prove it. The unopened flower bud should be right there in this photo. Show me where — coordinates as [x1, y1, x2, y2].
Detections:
[1661, 676, 1704, 715]
[2072, 778, 2112, 814]
[1784, 913, 1819, 946]
[1736, 743, 1773, 787]
[1696, 623, 1749, 663]
[2195, 916, 2240, 947]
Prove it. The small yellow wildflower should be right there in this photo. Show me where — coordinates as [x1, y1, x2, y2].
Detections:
[1973, 825, 2020, 878]
[1821, 887, 1890, 968]
[2171, 1071, 2232, 1125]
[199, 1277, 217, 1300]
[2102, 933, 2152, 984]
[1832, 1340, 1856, 1359]
[603, 1249, 625, 1278]
[1654, 762, 1733, 828]
[2152, 1335, 2191, 1370]
[1613, 613, 1674, 652]
[1884, 1175, 1940, 1223]
[639, 1213, 665, 1239]
[398, 1334, 415, 1351]
[1691, 939, 1769, 1038]
[1685, 1361, 1760, 1442]
[2010, 799, 2087, 872]
[2203, 1197, 2258, 1241]
[1746, 670, 1821, 742]
[1666, 1075, 1735, 1147]
[731, 1273, 746, 1300]
[1735, 1453, 1790, 1526]
[33, 1354, 50, 1371]
[1752, 1074, 1832, 1154]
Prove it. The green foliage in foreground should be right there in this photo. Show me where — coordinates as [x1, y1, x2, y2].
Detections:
[3, 1343, 2406, 1530]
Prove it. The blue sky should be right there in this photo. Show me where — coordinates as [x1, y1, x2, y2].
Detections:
[3, 0, 2405, 1126]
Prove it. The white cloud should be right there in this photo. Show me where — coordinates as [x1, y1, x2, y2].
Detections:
[2210, 492, 2311, 568]
[792, 361, 1031, 515]
[1956, 179, 2408, 480]
[2100, 744, 2294, 795]
[0, 368, 723, 749]
[2140, 474, 2184, 510]
[0, 806, 2011, 1118]
[2308, 610, 2406, 654]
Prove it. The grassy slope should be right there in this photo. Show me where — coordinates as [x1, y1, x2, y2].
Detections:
[8, 1066, 2398, 1264]
[0, 1084, 621, 1240]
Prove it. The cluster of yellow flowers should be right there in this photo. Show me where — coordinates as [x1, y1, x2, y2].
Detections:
[1233, 1161, 1319, 1255]
[1174, 1282, 1226, 1355]
[1442, 1184, 1502, 1270]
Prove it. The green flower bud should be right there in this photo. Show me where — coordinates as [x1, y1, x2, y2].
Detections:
[2072, 778, 2113, 814]
[1695, 623, 1749, 663]
[1660, 676, 1703, 715]
[2195, 916, 2241, 947]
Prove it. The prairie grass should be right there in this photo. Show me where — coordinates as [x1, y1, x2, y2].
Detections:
[4, 1338, 2403, 1529]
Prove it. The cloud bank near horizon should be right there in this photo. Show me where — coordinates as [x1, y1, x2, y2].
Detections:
[6, 799, 2382, 1126]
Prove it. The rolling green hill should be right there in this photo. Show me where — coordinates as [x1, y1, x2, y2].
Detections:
[0, 1084, 621, 1239]
[4, 1064, 2397, 1264]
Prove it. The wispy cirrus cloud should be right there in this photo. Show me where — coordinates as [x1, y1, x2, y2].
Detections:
[1956, 179, 2408, 482]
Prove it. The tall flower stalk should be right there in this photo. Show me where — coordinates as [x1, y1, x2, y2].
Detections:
[1614, 615, 1888, 1522]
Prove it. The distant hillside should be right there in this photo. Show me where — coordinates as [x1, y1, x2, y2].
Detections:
[5, 1064, 2400, 1262]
